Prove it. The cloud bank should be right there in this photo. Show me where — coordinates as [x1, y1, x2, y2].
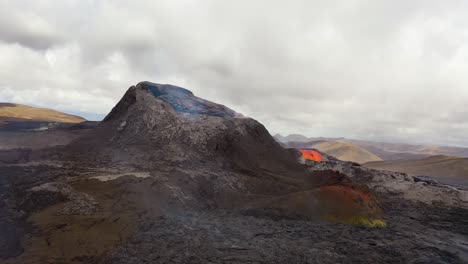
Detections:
[1, 0, 468, 146]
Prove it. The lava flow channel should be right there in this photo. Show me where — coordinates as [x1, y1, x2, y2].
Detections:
[299, 149, 323, 162]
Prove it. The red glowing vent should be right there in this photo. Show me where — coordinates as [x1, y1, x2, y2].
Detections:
[299, 149, 323, 162]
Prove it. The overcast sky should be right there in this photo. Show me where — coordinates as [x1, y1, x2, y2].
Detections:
[1, 0, 468, 146]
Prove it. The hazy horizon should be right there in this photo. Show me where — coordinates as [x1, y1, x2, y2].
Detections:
[274, 132, 468, 148]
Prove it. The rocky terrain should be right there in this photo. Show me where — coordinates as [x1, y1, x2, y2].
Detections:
[0, 122, 98, 152]
[1, 82, 467, 263]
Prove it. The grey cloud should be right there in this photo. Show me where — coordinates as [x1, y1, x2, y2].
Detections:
[0, 11, 62, 49]
[1, 0, 468, 146]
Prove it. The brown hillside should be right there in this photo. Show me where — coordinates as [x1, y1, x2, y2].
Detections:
[364, 155, 468, 186]
[314, 141, 382, 164]
[0, 103, 86, 124]
[286, 140, 383, 164]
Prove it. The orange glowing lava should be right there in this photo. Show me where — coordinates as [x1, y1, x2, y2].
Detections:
[299, 149, 323, 162]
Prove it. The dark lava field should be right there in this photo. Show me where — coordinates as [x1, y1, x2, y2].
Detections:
[1, 82, 467, 264]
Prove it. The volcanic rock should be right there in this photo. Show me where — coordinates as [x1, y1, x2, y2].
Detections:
[3, 82, 468, 263]
[68, 82, 304, 174]
[62, 82, 339, 210]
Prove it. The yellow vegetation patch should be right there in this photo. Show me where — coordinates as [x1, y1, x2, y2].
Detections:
[325, 214, 387, 228]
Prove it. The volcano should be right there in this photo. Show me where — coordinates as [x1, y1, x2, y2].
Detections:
[61, 82, 378, 214]
[63, 83, 313, 199]
[69, 82, 305, 173]
[3, 82, 468, 264]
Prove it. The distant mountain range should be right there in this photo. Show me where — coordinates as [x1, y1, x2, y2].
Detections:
[276, 133, 468, 187]
[274, 134, 345, 143]
[275, 133, 468, 161]
[285, 140, 382, 164]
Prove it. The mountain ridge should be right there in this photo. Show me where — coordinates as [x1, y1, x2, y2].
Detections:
[275, 133, 468, 159]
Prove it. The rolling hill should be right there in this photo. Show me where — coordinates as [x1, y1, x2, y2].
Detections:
[0, 103, 92, 150]
[364, 155, 468, 187]
[351, 144, 431, 161]
[0, 103, 86, 124]
[313, 141, 382, 164]
[285, 140, 382, 164]
[348, 139, 468, 158]
[280, 134, 468, 165]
